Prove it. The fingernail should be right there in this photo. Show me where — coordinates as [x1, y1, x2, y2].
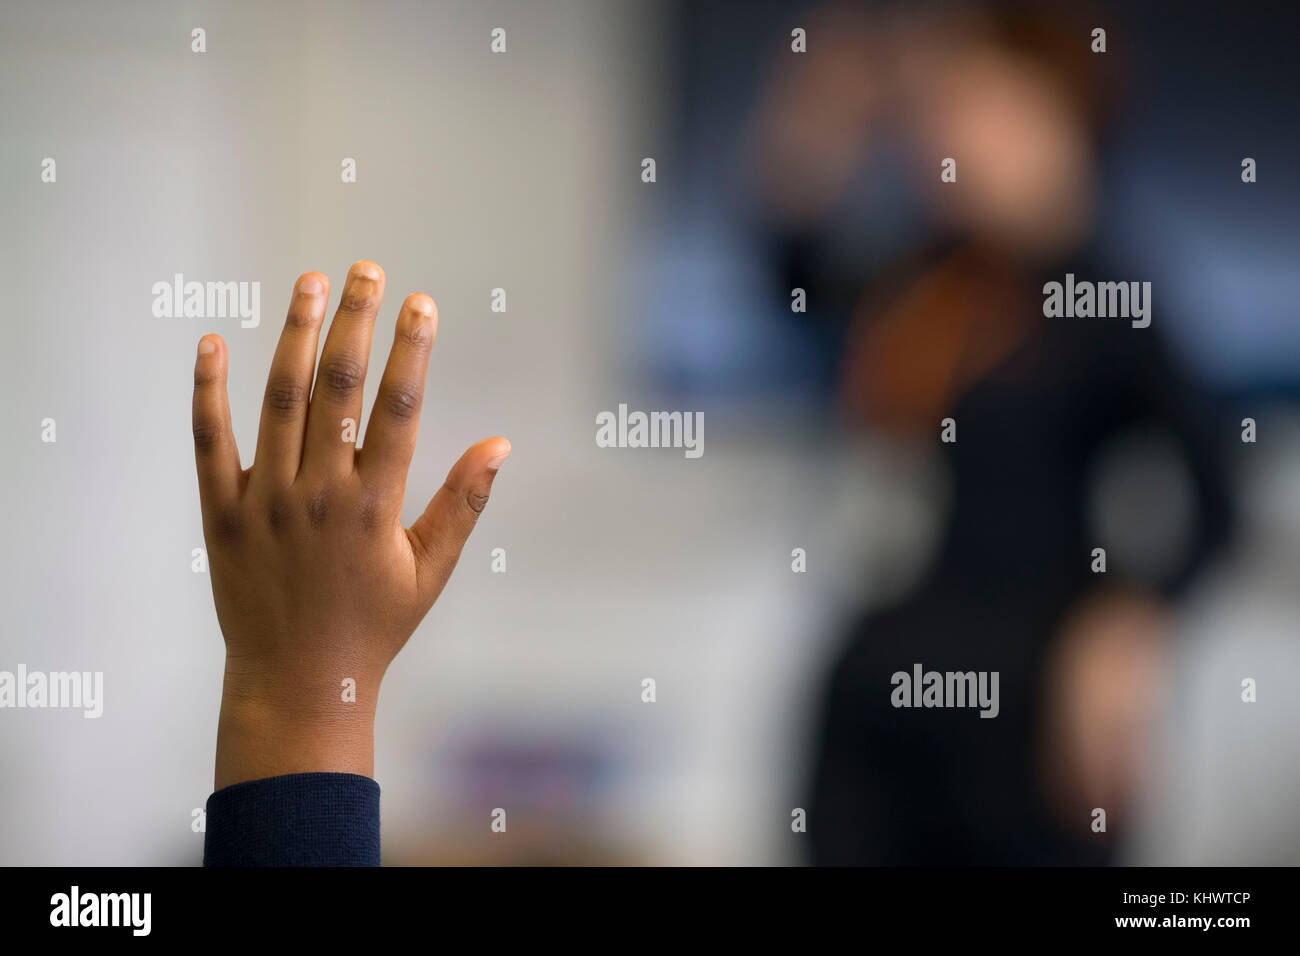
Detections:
[197, 337, 216, 356]
[350, 261, 383, 282]
[487, 442, 511, 470]
[299, 275, 324, 295]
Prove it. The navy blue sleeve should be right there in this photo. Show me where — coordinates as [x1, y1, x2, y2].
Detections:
[203, 772, 381, 867]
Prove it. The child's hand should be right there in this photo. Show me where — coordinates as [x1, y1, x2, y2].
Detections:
[192, 262, 509, 789]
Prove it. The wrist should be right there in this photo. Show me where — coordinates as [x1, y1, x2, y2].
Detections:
[214, 658, 381, 790]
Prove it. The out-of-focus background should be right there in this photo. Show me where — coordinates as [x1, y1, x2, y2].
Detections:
[1, 0, 1297, 865]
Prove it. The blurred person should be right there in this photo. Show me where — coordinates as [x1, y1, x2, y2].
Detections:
[747, 2, 1236, 863]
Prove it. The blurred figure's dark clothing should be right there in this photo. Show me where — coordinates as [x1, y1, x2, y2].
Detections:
[808, 245, 1233, 865]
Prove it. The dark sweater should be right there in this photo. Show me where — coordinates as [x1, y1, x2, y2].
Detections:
[808, 243, 1234, 864]
[203, 773, 381, 867]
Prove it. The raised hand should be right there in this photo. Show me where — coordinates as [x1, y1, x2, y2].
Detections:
[191, 261, 509, 788]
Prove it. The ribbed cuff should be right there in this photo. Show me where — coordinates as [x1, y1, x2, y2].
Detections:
[203, 772, 381, 867]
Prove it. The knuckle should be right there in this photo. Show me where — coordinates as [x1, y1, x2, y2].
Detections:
[381, 383, 422, 422]
[357, 485, 389, 532]
[266, 496, 293, 533]
[440, 480, 486, 522]
[192, 418, 224, 451]
[306, 489, 329, 529]
[209, 506, 243, 543]
[318, 357, 365, 397]
[338, 284, 381, 319]
[285, 306, 319, 332]
[338, 297, 380, 320]
[465, 489, 490, 516]
[193, 365, 223, 388]
[397, 313, 434, 351]
[264, 379, 308, 419]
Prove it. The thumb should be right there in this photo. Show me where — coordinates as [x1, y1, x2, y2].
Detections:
[408, 436, 510, 602]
